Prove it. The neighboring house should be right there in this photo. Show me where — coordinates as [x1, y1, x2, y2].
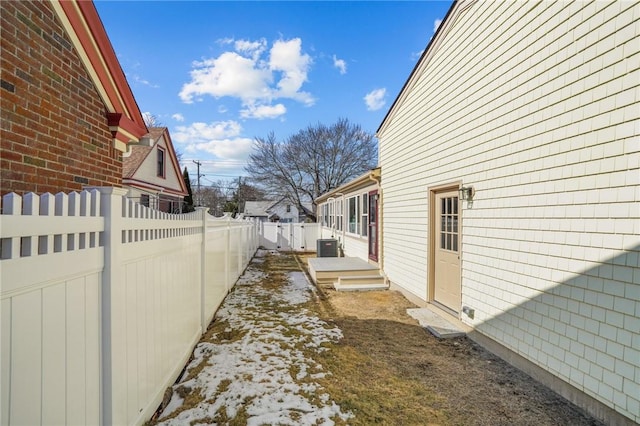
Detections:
[123, 127, 187, 213]
[0, 0, 147, 196]
[244, 199, 307, 223]
[371, 1, 638, 425]
[316, 168, 381, 262]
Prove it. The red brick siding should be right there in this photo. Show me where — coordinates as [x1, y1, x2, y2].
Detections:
[0, 0, 122, 196]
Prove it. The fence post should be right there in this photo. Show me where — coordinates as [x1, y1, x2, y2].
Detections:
[87, 186, 127, 426]
[237, 219, 243, 274]
[224, 213, 231, 292]
[197, 207, 209, 333]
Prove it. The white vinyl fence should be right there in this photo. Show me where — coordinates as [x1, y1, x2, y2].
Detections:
[259, 222, 321, 251]
[0, 187, 258, 426]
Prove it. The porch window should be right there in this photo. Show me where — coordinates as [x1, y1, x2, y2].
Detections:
[361, 193, 368, 237]
[321, 204, 328, 226]
[329, 201, 334, 228]
[336, 199, 343, 231]
[348, 195, 359, 234]
[140, 194, 150, 207]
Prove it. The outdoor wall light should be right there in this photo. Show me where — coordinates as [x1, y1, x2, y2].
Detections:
[459, 186, 474, 201]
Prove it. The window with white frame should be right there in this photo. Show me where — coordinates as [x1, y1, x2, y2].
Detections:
[328, 201, 334, 228]
[361, 193, 368, 236]
[348, 195, 359, 234]
[336, 199, 343, 231]
[323, 203, 329, 227]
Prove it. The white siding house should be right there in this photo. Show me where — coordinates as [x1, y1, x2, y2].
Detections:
[243, 199, 308, 223]
[377, 1, 639, 424]
[122, 127, 187, 213]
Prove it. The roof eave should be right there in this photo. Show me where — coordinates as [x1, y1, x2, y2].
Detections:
[51, 0, 147, 151]
[315, 167, 381, 204]
[376, 0, 460, 137]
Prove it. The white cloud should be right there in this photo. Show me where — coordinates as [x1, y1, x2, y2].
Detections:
[172, 113, 185, 122]
[179, 53, 272, 103]
[190, 138, 254, 163]
[172, 121, 253, 166]
[234, 38, 267, 60]
[333, 55, 347, 75]
[240, 103, 287, 120]
[433, 18, 443, 33]
[179, 37, 315, 116]
[269, 38, 314, 105]
[364, 88, 386, 111]
[173, 120, 243, 144]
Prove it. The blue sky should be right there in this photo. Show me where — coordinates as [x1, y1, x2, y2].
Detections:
[95, 1, 453, 185]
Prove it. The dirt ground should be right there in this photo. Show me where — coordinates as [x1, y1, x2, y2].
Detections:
[295, 252, 603, 426]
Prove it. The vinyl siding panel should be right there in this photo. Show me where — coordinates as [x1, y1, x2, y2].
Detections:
[135, 137, 183, 193]
[379, 0, 639, 422]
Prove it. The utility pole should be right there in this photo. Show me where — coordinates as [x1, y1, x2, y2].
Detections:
[237, 176, 243, 213]
[193, 160, 203, 206]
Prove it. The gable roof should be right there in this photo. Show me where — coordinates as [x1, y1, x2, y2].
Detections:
[244, 201, 274, 217]
[122, 146, 152, 179]
[122, 128, 165, 178]
[377, 0, 460, 136]
[122, 127, 188, 197]
[50, 0, 147, 151]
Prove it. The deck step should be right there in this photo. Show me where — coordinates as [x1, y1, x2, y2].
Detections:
[333, 282, 389, 292]
[307, 257, 380, 287]
[337, 275, 386, 285]
[334, 275, 388, 291]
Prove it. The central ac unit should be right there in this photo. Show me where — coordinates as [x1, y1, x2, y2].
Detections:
[317, 239, 338, 257]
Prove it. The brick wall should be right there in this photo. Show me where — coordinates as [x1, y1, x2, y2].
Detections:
[0, 0, 122, 196]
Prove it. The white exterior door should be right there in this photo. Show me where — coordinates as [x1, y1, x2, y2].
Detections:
[434, 190, 461, 312]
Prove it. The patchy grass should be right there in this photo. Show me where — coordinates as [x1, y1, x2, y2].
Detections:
[150, 251, 602, 426]
[315, 344, 447, 426]
[155, 386, 205, 424]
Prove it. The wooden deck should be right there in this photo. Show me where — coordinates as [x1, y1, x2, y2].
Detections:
[307, 257, 388, 291]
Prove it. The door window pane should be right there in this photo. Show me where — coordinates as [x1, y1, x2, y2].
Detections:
[369, 194, 377, 223]
[439, 195, 459, 253]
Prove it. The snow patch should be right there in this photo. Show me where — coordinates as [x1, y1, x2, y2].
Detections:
[156, 258, 352, 425]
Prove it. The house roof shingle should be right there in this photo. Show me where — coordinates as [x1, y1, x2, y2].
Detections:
[122, 127, 166, 179]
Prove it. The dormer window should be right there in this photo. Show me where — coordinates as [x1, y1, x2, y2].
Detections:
[157, 147, 165, 178]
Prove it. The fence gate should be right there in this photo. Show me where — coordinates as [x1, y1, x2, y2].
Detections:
[260, 223, 320, 252]
[277, 224, 292, 251]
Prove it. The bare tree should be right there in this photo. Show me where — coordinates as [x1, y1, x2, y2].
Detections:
[198, 179, 244, 216]
[142, 112, 163, 128]
[141, 113, 184, 165]
[246, 118, 377, 221]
